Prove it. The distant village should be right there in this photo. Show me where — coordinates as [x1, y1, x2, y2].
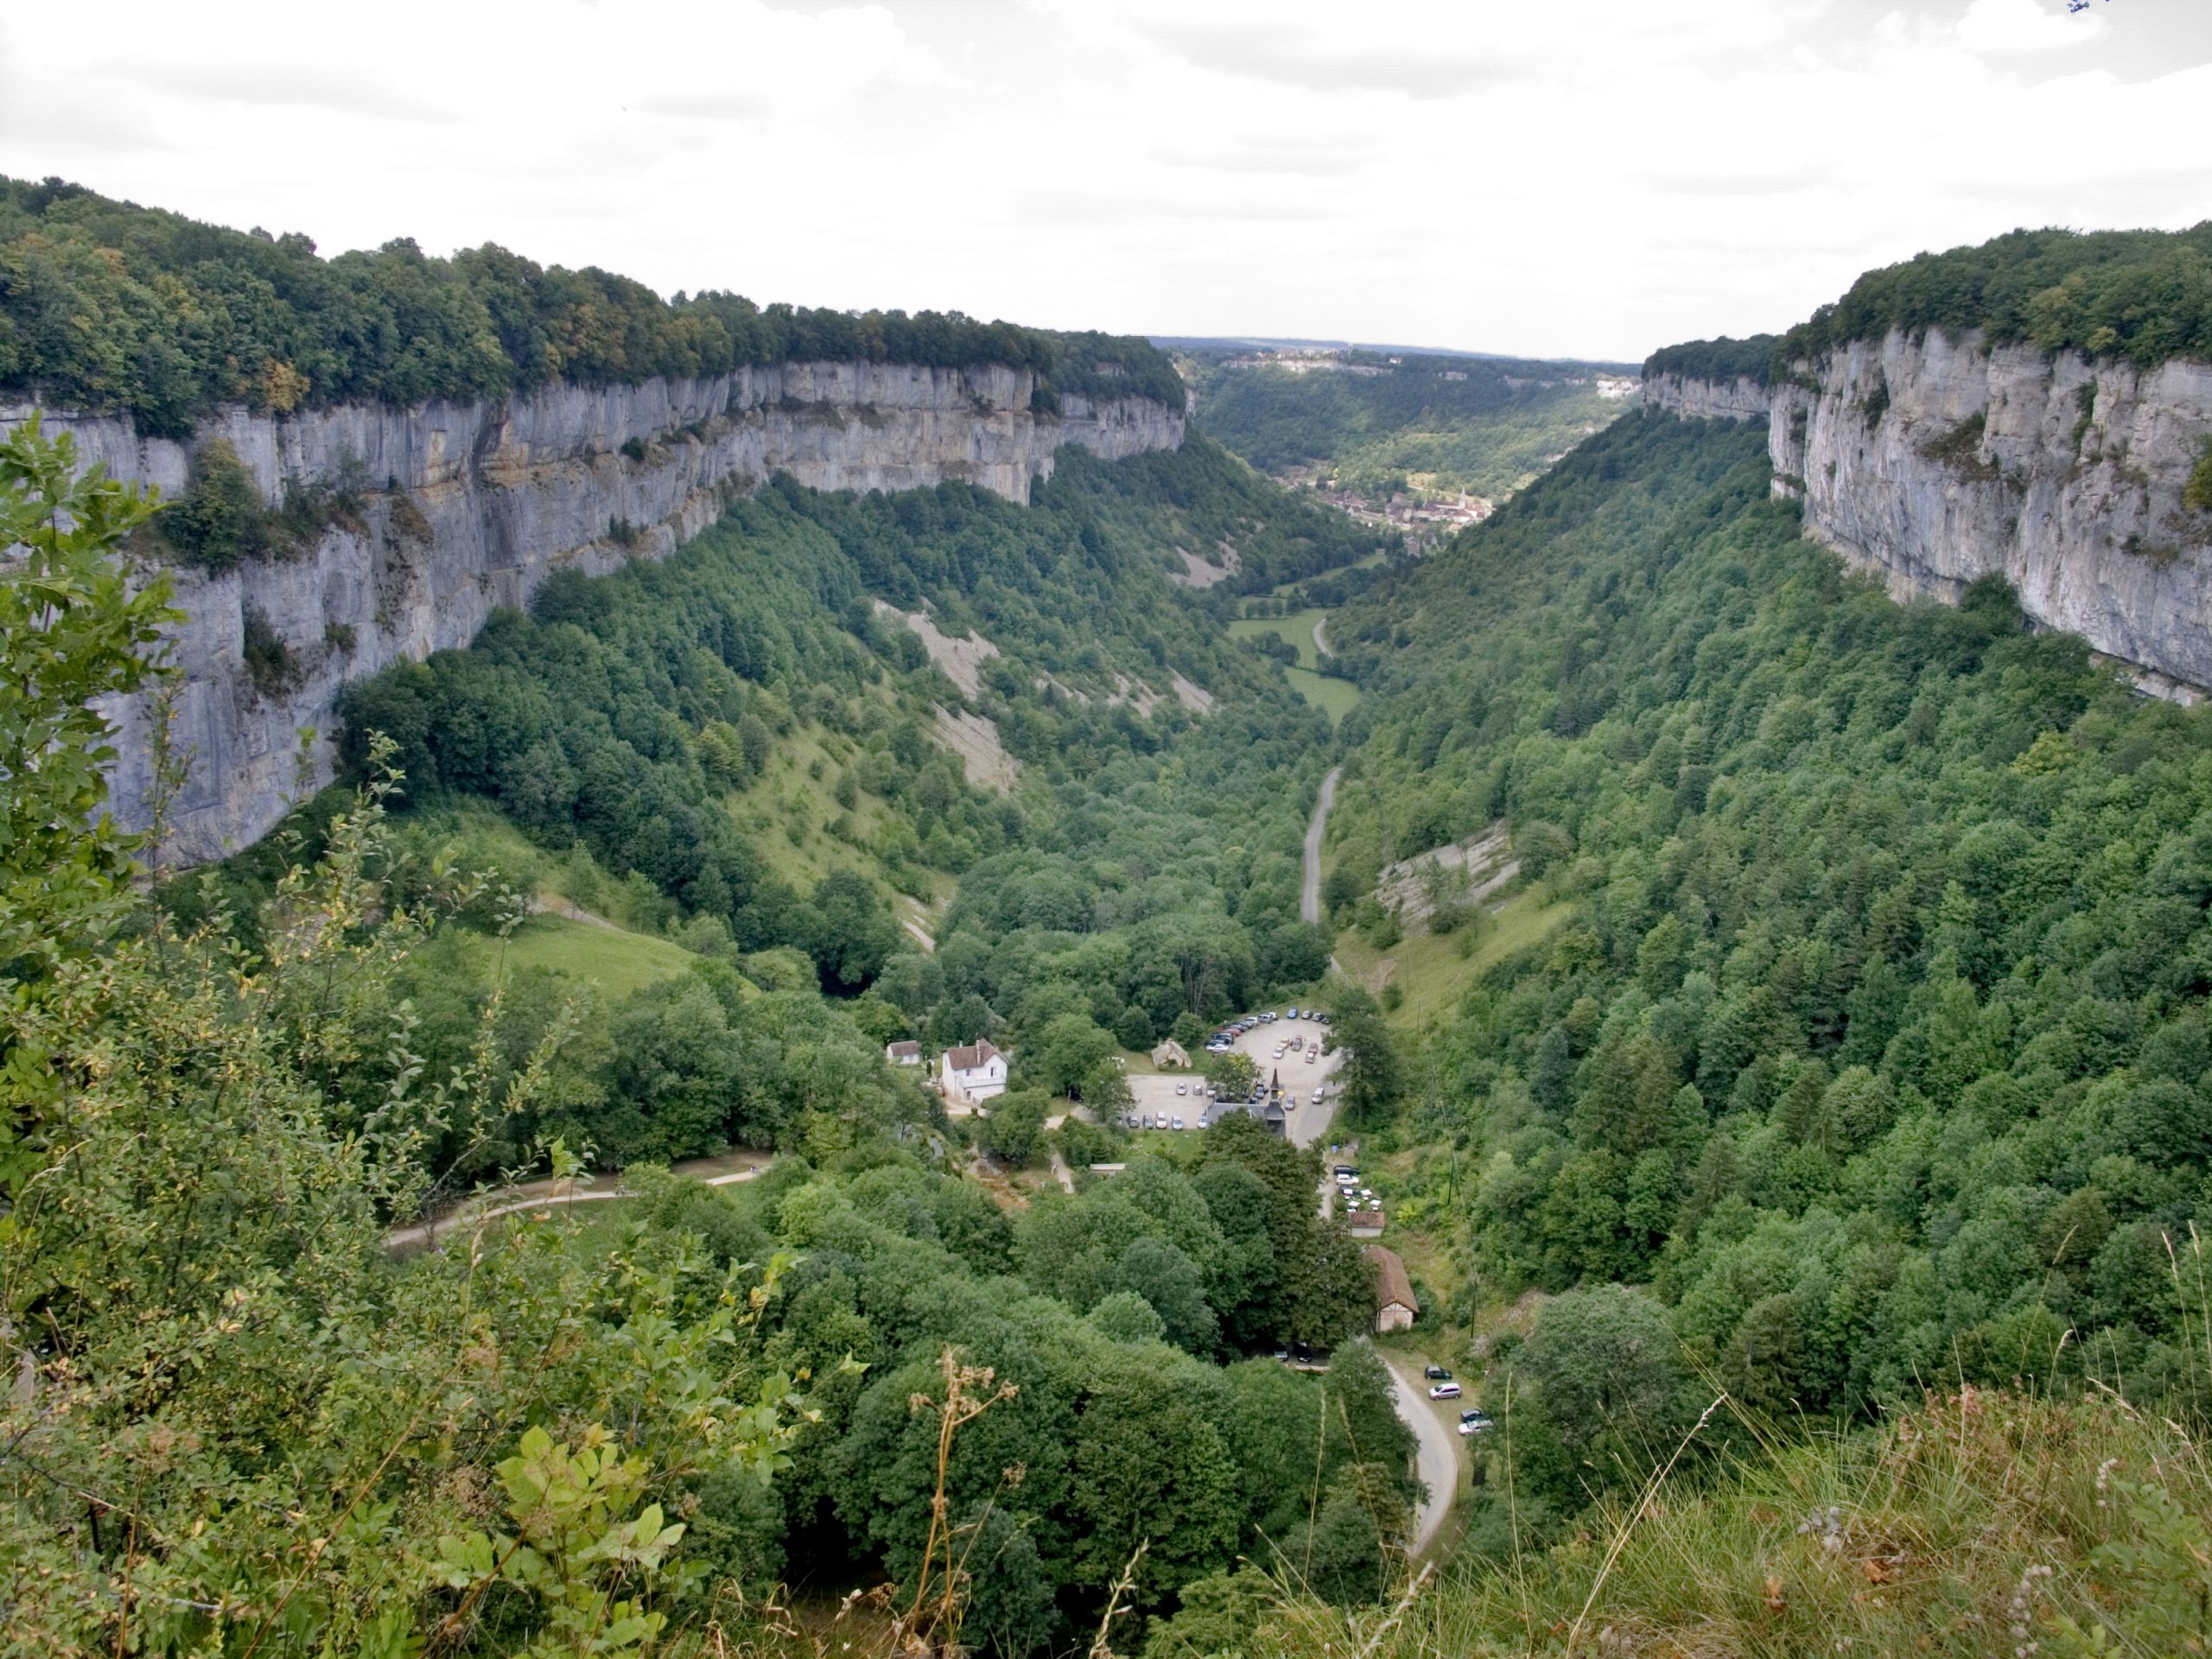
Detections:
[1315, 482, 1493, 555]
[1209, 346, 1638, 553]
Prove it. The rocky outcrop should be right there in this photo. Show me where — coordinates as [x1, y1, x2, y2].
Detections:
[1646, 332, 2212, 699]
[5, 364, 1182, 864]
[1641, 372, 1770, 423]
[1768, 330, 2212, 698]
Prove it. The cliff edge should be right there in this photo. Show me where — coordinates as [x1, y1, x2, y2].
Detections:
[5, 363, 1182, 863]
[1645, 340, 2212, 700]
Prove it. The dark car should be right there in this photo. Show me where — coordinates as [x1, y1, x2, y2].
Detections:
[1424, 1364, 1452, 1382]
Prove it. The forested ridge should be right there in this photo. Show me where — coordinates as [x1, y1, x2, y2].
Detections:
[0, 416, 1401, 1655]
[18, 199, 2212, 1657]
[0, 177, 1181, 435]
[1647, 221, 2212, 384]
[1289, 405, 2212, 1644]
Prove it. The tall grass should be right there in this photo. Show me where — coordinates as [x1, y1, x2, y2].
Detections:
[1248, 1227, 2212, 1656]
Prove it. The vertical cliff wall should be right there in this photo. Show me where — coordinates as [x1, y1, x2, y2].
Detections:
[1767, 330, 2212, 699]
[1644, 337, 2212, 700]
[1639, 372, 1771, 423]
[5, 364, 1182, 863]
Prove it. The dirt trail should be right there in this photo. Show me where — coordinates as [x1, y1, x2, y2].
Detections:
[384, 1153, 766, 1252]
[1313, 616, 1332, 659]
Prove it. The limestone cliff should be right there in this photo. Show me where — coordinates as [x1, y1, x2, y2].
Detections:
[7, 363, 1182, 863]
[1645, 336, 2212, 699]
[1640, 372, 1770, 423]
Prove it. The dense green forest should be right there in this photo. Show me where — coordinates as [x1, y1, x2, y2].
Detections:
[1778, 221, 2212, 371]
[0, 177, 1180, 435]
[1179, 348, 1632, 500]
[1, 418, 1402, 1655]
[21, 199, 2212, 1656]
[1313, 408, 2212, 1580]
[1640, 333, 1777, 386]
[1650, 223, 2212, 385]
[168, 429, 1367, 1190]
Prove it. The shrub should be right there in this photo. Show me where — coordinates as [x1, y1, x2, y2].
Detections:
[167, 440, 269, 572]
[240, 605, 296, 694]
[2184, 438, 2212, 513]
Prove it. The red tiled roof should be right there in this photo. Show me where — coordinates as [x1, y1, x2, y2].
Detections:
[944, 1039, 1001, 1072]
[1364, 1245, 1416, 1313]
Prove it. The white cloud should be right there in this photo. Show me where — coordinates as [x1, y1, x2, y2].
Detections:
[0, 0, 2196, 362]
[1957, 0, 2105, 53]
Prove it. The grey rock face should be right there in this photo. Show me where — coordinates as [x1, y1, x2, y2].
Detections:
[1641, 372, 1770, 423]
[1773, 331, 2212, 699]
[5, 363, 1182, 865]
[1647, 336, 2212, 701]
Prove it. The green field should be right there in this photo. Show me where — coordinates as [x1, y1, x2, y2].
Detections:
[1228, 607, 1331, 669]
[1332, 887, 1569, 1031]
[1283, 664, 1362, 725]
[1228, 608, 1363, 723]
[467, 912, 700, 1001]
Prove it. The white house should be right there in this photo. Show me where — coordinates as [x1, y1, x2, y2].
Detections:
[939, 1039, 1007, 1103]
[886, 1039, 922, 1067]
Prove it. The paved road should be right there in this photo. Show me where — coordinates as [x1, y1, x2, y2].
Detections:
[1302, 766, 1341, 925]
[1376, 1345, 1460, 1559]
[1313, 615, 1332, 660]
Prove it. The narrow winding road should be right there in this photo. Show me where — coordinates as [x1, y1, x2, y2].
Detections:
[1376, 1346, 1460, 1559]
[384, 1155, 766, 1252]
[1302, 766, 1341, 925]
[1313, 615, 1332, 660]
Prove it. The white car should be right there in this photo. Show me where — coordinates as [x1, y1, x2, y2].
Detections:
[1173, 1116, 1185, 1130]
[1429, 1382, 1462, 1400]
[1175, 1082, 1188, 1096]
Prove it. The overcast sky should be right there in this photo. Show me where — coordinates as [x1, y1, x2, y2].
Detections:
[4, 0, 2207, 362]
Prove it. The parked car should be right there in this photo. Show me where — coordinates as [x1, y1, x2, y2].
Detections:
[1459, 1409, 1495, 1436]
[1428, 1382, 1463, 1400]
[1424, 1365, 1452, 1381]
[1287, 1095, 1299, 1109]
[1287, 1006, 1300, 1020]
[1333, 1166, 1357, 1185]
[1175, 1082, 1188, 1096]
[1173, 1116, 1185, 1130]
[1262, 1012, 1278, 1023]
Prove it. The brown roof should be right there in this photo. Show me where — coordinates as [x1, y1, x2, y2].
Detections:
[944, 1039, 1001, 1072]
[1364, 1245, 1416, 1313]
[886, 1040, 920, 1060]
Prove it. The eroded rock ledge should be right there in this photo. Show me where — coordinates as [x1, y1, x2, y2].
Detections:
[1645, 334, 2212, 701]
[5, 363, 1182, 862]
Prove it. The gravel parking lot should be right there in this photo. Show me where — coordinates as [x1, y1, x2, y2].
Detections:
[1120, 1008, 1342, 1144]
